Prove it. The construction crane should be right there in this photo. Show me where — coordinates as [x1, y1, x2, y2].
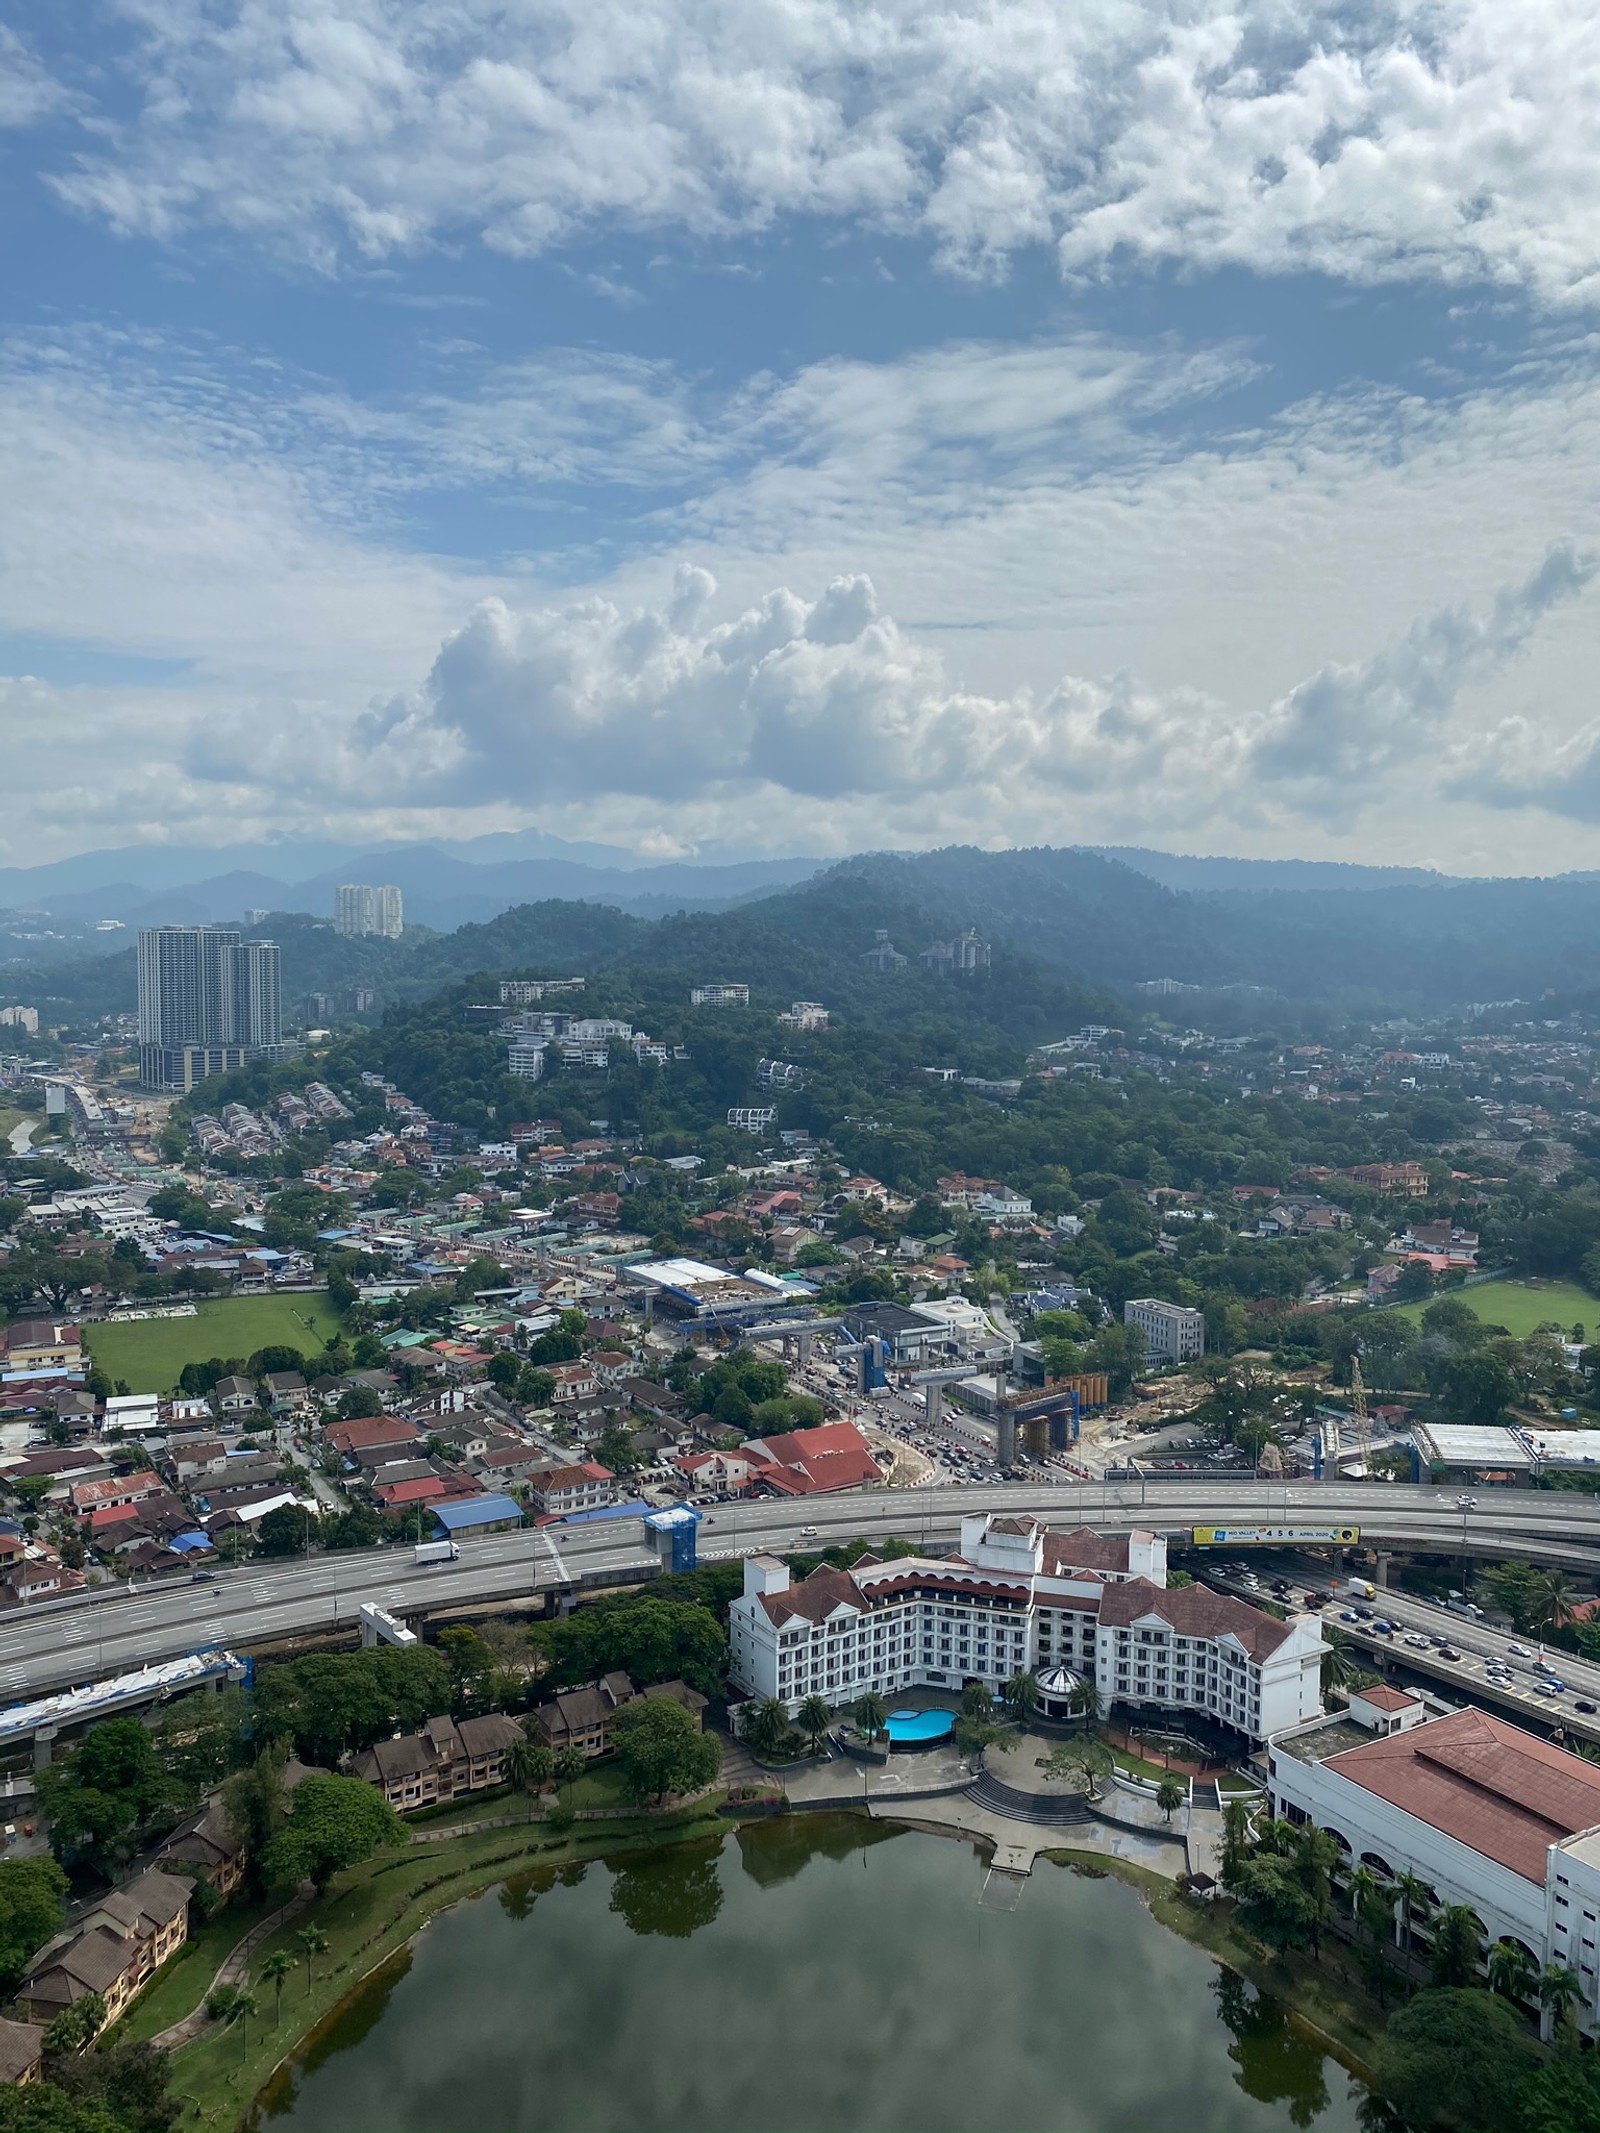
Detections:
[1348, 1356, 1372, 1477]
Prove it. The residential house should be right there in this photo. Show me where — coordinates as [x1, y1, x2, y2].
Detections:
[155, 1798, 246, 1897]
[548, 1362, 599, 1405]
[1, 1322, 83, 1372]
[527, 1462, 614, 1517]
[211, 1375, 259, 1417]
[70, 1471, 162, 1519]
[17, 1869, 193, 2034]
[531, 1672, 636, 1758]
[0, 2018, 44, 2087]
[675, 1447, 760, 1495]
[739, 1422, 883, 1498]
[350, 1713, 526, 1812]
[264, 1371, 311, 1415]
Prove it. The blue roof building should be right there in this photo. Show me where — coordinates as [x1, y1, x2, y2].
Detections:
[432, 1494, 523, 1536]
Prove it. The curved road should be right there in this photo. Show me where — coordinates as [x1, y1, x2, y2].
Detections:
[5, 1479, 1598, 1701]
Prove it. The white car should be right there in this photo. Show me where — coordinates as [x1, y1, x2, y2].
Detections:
[1506, 1643, 1531, 1657]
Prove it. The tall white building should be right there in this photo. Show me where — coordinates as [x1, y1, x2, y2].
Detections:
[334, 883, 404, 938]
[1269, 1696, 1600, 2037]
[690, 982, 749, 1006]
[727, 1513, 1323, 1743]
[1124, 1297, 1206, 1363]
[136, 927, 281, 1090]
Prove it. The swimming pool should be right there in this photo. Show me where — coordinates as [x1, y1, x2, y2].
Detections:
[884, 1708, 955, 1745]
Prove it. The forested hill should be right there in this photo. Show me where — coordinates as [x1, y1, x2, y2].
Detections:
[22, 840, 1600, 1028]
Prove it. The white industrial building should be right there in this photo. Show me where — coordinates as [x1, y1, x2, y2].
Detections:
[1269, 1695, 1600, 2037]
[1124, 1297, 1206, 1363]
[728, 1513, 1323, 1743]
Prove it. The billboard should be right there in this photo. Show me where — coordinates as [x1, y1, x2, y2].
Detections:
[1191, 1525, 1360, 1547]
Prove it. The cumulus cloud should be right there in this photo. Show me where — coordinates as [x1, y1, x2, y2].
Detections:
[260, 547, 1588, 839]
[41, 0, 1600, 304]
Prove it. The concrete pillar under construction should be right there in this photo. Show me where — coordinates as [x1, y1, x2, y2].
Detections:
[32, 1724, 57, 1773]
[997, 1412, 1018, 1469]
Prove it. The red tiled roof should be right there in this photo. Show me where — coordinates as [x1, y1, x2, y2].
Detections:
[1041, 1527, 1146, 1576]
[743, 1422, 882, 1497]
[1324, 1708, 1600, 1884]
[1354, 1684, 1420, 1712]
[758, 1564, 867, 1628]
[1096, 1577, 1294, 1660]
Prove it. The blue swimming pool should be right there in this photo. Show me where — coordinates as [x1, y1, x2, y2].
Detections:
[884, 1708, 955, 1745]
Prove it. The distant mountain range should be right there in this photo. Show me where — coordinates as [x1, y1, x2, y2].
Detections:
[9, 837, 1600, 1024]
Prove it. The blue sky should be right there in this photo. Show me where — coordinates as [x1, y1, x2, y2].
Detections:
[3, 0, 1600, 870]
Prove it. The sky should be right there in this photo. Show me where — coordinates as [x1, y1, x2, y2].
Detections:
[3, 0, 1600, 874]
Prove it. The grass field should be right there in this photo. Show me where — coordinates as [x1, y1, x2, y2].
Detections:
[1394, 1276, 1595, 1339]
[83, 1294, 343, 1392]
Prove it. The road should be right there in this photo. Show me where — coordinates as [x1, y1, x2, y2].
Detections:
[7, 1479, 1600, 1703]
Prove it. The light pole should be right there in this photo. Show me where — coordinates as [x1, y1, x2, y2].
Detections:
[1456, 1492, 1477, 1589]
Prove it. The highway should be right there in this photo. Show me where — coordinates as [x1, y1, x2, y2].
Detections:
[10, 1479, 1600, 1701]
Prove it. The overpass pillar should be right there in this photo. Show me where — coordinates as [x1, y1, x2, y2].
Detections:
[798, 1330, 813, 1370]
[1375, 1552, 1390, 1589]
[32, 1724, 57, 1773]
[927, 1383, 944, 1430]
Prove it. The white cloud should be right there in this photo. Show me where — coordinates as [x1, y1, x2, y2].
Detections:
[0, 27, 65, 129]
[47, 0, 1600, 305]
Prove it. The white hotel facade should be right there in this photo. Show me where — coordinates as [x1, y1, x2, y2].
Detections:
[728, 1514, 1325, 1745]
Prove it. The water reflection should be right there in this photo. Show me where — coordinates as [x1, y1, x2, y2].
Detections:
[608, 1840, 724, 1938]
[264, 1820, 1367, 2133]
[1215, 1970, 1332, 2128]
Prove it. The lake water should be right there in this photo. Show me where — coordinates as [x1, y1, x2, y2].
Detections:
[261, 1819, 1367, 2133]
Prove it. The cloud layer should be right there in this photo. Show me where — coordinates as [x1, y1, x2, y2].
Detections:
[31, 0, 1600, 304]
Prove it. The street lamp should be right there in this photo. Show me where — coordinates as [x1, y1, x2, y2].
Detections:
[1456, 1492, 1477, 1586]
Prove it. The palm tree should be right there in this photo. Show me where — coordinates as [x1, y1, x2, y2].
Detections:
[1155, 1774, 1185, 1824]
[854, 1692, 889, 1744]
[554, 1745, 587, 1801]
[1220, 1797, 1252, 1888]
[1534, 1570, 1577, 1632]
[1347, 1864, 1380, 1938]
[1067, 1679, 1101, 1730]
[259, 1949, 295, 2026]
[232, 1988, 259, 2062]
[297, 1924, 329, 1996]
[1538, 1961, 1582, 2043]
[797, 1695, 832, 1755]
[504, 1734, 552, 1819]
[1391, 1870, 1432, 1955]
[1429, 1903, 1483, 1988]
[1320, 1628, 1359, 1697]
[1000, 1672, 1038, 1726]
[1487, 1939, 1537, 2005]
[742, 1698, 789, 1759]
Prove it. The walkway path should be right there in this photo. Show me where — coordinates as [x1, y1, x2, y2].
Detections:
[152, 1883, 315, 2050]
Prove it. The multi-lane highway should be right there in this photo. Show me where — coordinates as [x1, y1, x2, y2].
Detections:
[10, 1478, 1600, 1701]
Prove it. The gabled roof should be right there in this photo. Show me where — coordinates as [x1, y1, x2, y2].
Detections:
[757, 1563, 867, 1628]
[1095, 1578, 1294, 1660]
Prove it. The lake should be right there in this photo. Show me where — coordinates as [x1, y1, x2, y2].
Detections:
[261, 1819, 1368, 2133]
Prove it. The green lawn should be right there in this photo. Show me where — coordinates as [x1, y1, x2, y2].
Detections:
[1393, 1277, 1595, 1340]
[83, 1294, 344, 1392]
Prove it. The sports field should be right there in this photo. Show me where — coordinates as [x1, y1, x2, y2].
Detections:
[1395, 1276, 1594, 1339]
[83, 1293, 343, 1392]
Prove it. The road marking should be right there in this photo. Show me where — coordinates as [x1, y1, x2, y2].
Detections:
[540, 1532, 572, 1583]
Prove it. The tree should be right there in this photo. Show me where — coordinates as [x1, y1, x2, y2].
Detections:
[1538, 1959, 1583, 2043]
[335, 1384, 383, 1420]
[296, 1925, 329, 1994]
[261, 1774, 403, 1892]
[741, 1698, 789, 1759]
[554, 1746, 587, 1801]
[1319, 1627, 1359, 1698]
[258, 1948, 296, 2026]
[1429, 1903, 1483, 1987]
[1347, 1864, 1381, 1940]
[1231, 1851, 1324, 1952]
[1391, 1869, 1432, 1953]
[1000, 1672, 1038, 1726]
[255, 1505, 314, 1559]
[1067, 1678, 1101, 1729]
[797, 1696, 832, 1755]
[959, 1681, 995, 1723]
[1220, 1797, 1252, 1889]
[41, 1997, 104, 2059]
[1533, 1569, 1577, 1631]
[1373, 1988, 1534, 2133]
[1486, 1938, 1537, 2004]
[1045, 1737, 1113, 1799]
[36, 1720, 177, 1875]
[503, 1734, 552, 1819]
[1155, 1775, 1185, 1824]
[853, 1693, 889, 1744]
[528, 1595, 728, 1701]
[0, 1857, 67, 1991]
[611, 1697, 721, 1805]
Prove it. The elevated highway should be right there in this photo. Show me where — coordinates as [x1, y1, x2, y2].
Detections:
[6, 1481, 1600, 1703]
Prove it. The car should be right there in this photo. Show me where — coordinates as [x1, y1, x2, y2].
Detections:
[1404, 1633, 1431, 1649]
[1577, 1700, 1598, 1715]
[1507, 1644, 1531, 1657]
[800, 1525, 818, 1538]
[1338, 1609, 1360, 1623]
[190, 1569, 218, 1583]
[1540, 1678, 1568, 1695]
[1438, 1646, 1463, 1661]
[1372, 1621, 1395, 1636]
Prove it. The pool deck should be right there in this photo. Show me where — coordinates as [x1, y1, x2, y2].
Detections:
[778, 1728, 1188, 1880]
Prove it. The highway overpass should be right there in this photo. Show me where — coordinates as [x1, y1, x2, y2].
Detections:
[6, 1480, 1600, 1703]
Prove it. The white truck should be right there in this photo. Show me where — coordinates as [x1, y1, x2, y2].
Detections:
[1347, 1577, 1377, 1601]
[413, 1540, 460, 1566]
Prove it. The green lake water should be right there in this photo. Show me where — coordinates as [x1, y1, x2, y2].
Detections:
[260, 1819, 1369, 2133]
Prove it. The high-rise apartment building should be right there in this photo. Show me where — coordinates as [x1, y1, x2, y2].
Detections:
[137, 927, 282, 1090]
[334, 884, 404, 938]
